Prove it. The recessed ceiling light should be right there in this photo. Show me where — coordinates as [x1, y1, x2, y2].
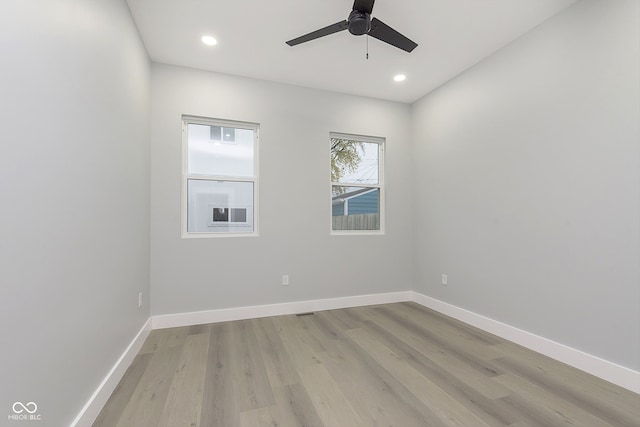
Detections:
[201, 35, 217, 46]
[394, 74, 407, 82]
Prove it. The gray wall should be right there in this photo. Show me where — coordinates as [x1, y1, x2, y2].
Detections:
[0, 1, 150, 426]
[411, 0, 639, 370]
[150, 64, 414, 315]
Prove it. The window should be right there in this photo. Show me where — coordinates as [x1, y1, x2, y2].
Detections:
[330, 133, 384, 233]
[182, 116, 258, 237]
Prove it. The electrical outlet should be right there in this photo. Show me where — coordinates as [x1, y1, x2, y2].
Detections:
[282, 275, 289, 286]
[138, 292, 143, 308]
[441, 274, 448, 286]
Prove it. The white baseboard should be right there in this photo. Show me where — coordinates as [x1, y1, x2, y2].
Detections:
[70, 318, 152, 427]
[152, 290, 639, 393]
[411, 292, 640, 394]
[73, 288, 637, 427]
[152, 291, 413, 330]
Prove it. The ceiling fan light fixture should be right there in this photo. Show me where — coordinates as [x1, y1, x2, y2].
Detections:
[393, 74, 406, 82]
[201, 35, 217, 46]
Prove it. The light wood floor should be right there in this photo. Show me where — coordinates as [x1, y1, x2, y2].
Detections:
[94, 302, 640, 427]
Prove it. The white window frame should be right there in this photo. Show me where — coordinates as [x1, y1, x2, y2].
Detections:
[181, 116, 259, 238]
[330, 132, 385, 235]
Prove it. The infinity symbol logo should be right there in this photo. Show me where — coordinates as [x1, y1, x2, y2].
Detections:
[12, 401, 38, 414]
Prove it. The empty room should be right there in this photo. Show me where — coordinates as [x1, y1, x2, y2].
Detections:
[1, 0, 638, 426]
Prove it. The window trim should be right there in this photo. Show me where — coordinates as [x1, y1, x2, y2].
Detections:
[181, 115, 259, 238]
[330, 132, 385, 235]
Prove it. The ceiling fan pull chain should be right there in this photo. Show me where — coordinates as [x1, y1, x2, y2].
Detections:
[366, 34, 369, 59]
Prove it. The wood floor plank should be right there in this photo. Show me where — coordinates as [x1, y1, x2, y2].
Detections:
[346, 327, 494, 427]
[115, 345, 183, 427]
[272, 315, 324, 368]
[377, 304, 505, 367]
[251, 317, 300, 387]
[356, 317, 521, 427]
[492, 341, 640, 418]
[493, 373, 613, 427]
[158, 332, 210, 427]
[298, 312, 342, 346]
[200, 322, 240, 427]
[187, 323, 212, 335]
[93, 353, 152, 427]
[268, 384, 325, 427]
[323, 306, 368, 330]
[385, 303, 506, 361]
[297, 361, 364, 427]
[138, 325, 199, 354]
[228, 319, 275, 411]
[493, 354, 640, 427]
[239, 407, 273, 427]
[315, 331, 448, 427]
[402, 301, 504, 346]
[358, 304, 512, 399]
[239, 384, 327, 427]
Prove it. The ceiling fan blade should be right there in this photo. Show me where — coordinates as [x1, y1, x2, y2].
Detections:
[368, 17, 418, 52]
[286, 21, 349, 46]
[353, 0, 375, 14]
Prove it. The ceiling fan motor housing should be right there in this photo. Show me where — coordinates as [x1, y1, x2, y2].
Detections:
[348, 10, 371, 35]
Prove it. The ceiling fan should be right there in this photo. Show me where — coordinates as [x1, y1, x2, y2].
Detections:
[286, 0, 418, 53]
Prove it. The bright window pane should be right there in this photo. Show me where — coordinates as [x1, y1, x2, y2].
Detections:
[331, 139, 378, 185]
[332, 186, 380, 231]
[187, 179, 254, 233]
[188, 124, 255, 177]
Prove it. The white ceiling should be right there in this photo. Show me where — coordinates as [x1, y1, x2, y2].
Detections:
[126, 0, 578, 103]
